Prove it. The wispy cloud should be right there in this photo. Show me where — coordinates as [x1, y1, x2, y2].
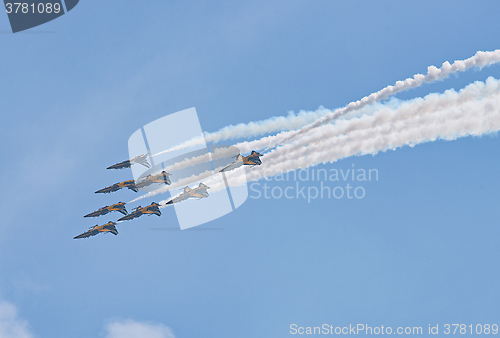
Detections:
[105, 319, 175, 338]
[0, 301, 34, 338]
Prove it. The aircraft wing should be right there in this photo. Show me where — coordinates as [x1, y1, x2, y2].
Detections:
[107, 227, 119, 235]
[192, 190, 209, 199]
[130, 154, 151, 168]
[145, 207, 162, 216]
[110, 203, 128, 215]
[138, 160, 151, 168]
[127, 185, 139, 193]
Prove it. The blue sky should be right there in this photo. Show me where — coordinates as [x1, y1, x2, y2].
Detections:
[1, 1, 500, 337]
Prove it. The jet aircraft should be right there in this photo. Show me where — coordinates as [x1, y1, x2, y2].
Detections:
[135, 171, 172, 190]
[95, 180, 138, 194]
[107, 153, 151, 170]
[84, 202, 128, 218]
[220, 150, 263, 172]
[74, 221, 118, 239]
[165, 183, 210, 205]
[117, 202, 162, 221]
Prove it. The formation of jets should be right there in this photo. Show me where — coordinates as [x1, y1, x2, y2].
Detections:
[76, 149, 264, 239]
[76, 153, 165, 239]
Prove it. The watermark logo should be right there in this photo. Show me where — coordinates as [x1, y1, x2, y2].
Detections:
[3, 0, 79, 33]
[249, 165, 379, 203]
[128, 108, 249, 229]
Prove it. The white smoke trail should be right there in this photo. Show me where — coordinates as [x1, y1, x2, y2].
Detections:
[154, 76, 500, 201]
[136, 77, 500, 205]
[246, 77, 500, 186]
[152, 49, 500, 158]
[146, 146, 240, 178]
[236, 75, 500, 153]
[150, 107, 333, 158]
[135, 74, 500, 208]
[203, 107, 332, 142]
[264, 49, 500, 151]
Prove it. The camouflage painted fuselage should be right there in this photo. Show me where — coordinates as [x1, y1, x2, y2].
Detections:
[117, 202, 161, 221]
[107, 159, 132, 170]
[95, 180, 138, 194]
[165, 183, 209, 205]
[220, 150, 262, 172]
[74, 221, 118, 239]
[107, 154, 151, 170]
[84, 202, 128, 218]
[242, 150, 263, 166]
[135, 171, 172, 189]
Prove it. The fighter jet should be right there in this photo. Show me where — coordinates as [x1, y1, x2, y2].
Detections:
[74, 221, 118, 239]
[95, 180, 138, 194]
[220, 150, 263, 172]
[117, 202, 161, 221]
[165, 183, 210, 205]
[84, 202, 128, 218]
[135, 171, 172, 190]
[107, 153, 151, 170]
